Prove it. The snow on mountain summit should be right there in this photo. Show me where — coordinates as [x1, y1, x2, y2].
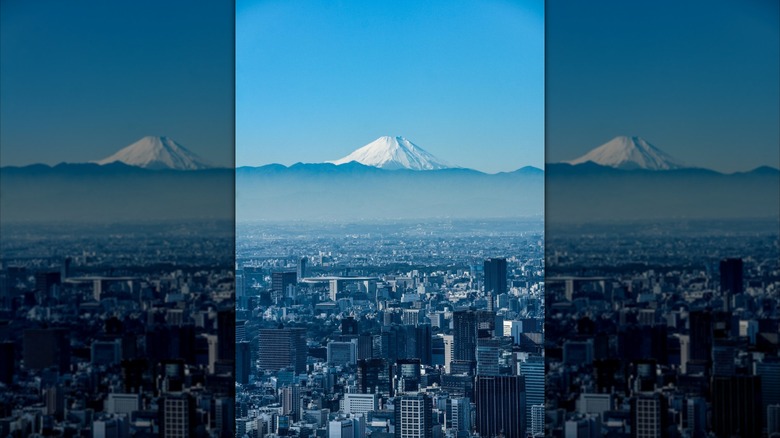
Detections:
[566, 136, 686, 170]
[94, 136, 212, 170]
[329, 136, 452, 170]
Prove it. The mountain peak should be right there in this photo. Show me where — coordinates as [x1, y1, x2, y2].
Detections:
[94, 136, 212, 170]
[566, 136, 686, 170]
[329, 136, 452, 170]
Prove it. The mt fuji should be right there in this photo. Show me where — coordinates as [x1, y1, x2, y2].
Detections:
[329, 136, 453, 170]
[566, 136, 686, 170]
[94, 136, 212, 170]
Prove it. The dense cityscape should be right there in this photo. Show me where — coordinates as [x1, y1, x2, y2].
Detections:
[0, 222, 236, 437]
[235, 220, 545, 438]
[545, 220, 780, 437]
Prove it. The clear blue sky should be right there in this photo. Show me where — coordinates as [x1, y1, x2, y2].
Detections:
[546, 0, 780, 172]
[0, 0, 234, 167]
[236, 0, 545, 173]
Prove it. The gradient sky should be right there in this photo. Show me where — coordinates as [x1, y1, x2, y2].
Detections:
[546, 0, 780, 172]
[236, 0, 545, 173]
[0, 0, 234, 168]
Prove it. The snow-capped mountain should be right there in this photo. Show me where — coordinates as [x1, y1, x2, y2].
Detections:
[94, 136, 212, 170]
[329, 136, 452, 170]
[566, 136, 686, 170]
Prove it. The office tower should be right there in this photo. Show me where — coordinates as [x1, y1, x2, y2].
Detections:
[357, 333, 373, 360]
[394, 393, 433, 438]
[475, 338, 501, 376]
[394, 359, 421, 394]
[756, 358, 780, 418]
[281, 385, 302, 421]
[271, 271, 297, 302]
[329, 418, 355, 438]
[413, 324, 432, 365]
[685, 397, 706, 438]
[712, 375, 762, 438]
[521, 355, 545, 433]
[484, 257, 507, 296]
[327, 340, 357, 366]
[474, 375, 526, 438]
[631, 393, 666, 438]
[161, 393, 195, 438]
[236, 341, 251, 385]
[443, 335, 454, 373]
[531, 404, 545, 437]
[0, 342, 14, 385]
[357, 358, 392, 396]
[343, 393, 379, 416]
[34, 271, 61, 295]
[236, 319, 247, 342]
[719, 258, 743, 295]
[402, 308, 423, 326]
[298, 256, 308, 280]
[445, 397, 471, 438]
[687, 311, 712, 372]
[214, 397, 234, 438]
[453, 310, 493, 367]
[23, 328, 70, 372]
[768, 404, 780, 436]
[258, 327, 307, 374]
[711, 340, 736, 376]
[217, 309, 235, 363]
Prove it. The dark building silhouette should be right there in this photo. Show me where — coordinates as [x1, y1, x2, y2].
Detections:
[34, 271, 61, 295]
[357, 358, 392, 395]
[712, 375, 762, 438]
[271, 271, 297, 302]
[474, 375, 526, 438]
[484, 258, 507, 295]
[0, 342, 14, 385]
[236, 341, 251, 385]
[258, 327, 307, 374]
[217, 309, 235, 362]
[719, 258, 743, 295]
[23, 328, 69, 372]
[341, 317, 359, 335]
[453, 310, 495, 369]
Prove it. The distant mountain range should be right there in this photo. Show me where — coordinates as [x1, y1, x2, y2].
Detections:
[2, 134, 776, 224]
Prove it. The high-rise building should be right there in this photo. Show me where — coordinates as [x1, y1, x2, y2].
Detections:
[161, 393, 195, 438]
[298, 257, 308, 280]
[445, 397, 471, 438]
[217, 309, 235, 363]
[236, 341, 251, 384]
[521, 355, 545, 434]
[756, 358, 780, 420]
[712, 375, 762, 438]
[394, 393, 433, 438]
[281, 385, 302, 421]
[258, 327, 307, 374]
[768, 404, 780, 436]
[453, 310, 494, 368]
[23, 328, 70, 372]
[475, 338, 502, 376]
[531, 404, 545, 437]
[474, 375, 526, 438]
[484, 258, 507, 296]
[685, 397, 707, 438]
[271, 271, 297, 303]
[357, 358, 392, 396]
[719, 258, 743, 295]
[631, 393, 666, 438]
[394, 359, 421, 394]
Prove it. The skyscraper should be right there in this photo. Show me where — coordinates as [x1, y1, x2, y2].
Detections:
[258, 327, 307, 374]
[712, 375, 762, 438]
[484, 258, 507, 296]
[719, 258, 743, 295]
[521, 355, 545, 435]
[394, 393, 433, 438]
[474, 375, 526, 438]
[236, 341, 251, 385]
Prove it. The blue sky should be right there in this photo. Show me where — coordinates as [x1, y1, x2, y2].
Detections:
[0, 0, 234, 167]
[236, 0, 545, 173]
[546, 0, 780, 172]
